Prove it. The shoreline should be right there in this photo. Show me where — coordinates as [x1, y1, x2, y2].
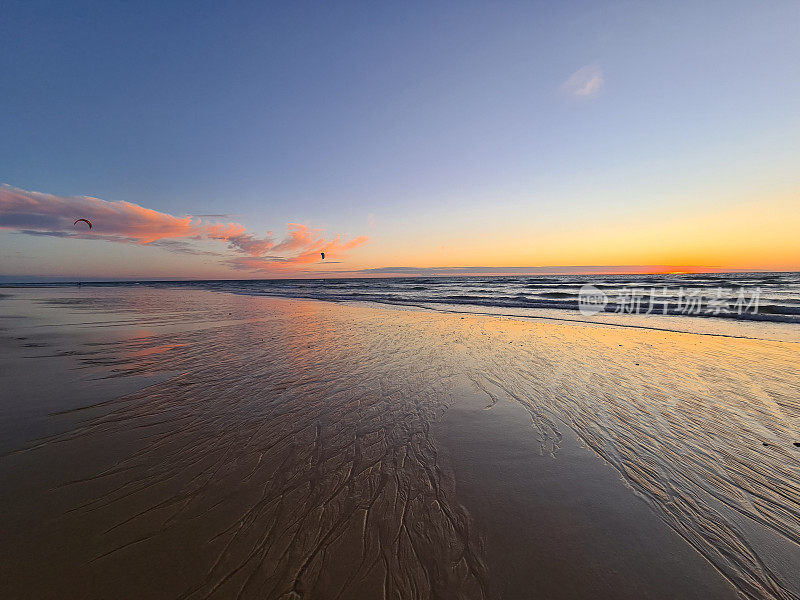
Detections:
[3, 273, 800, 335]
[7, 285, 798, 348]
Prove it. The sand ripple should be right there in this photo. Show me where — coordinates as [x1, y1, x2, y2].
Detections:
[4, 290, 800, 599]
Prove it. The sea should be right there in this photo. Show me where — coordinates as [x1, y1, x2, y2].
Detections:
[4, 272, 800, 324]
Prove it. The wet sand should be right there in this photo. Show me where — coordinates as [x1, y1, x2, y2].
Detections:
[1, 287, 799, 599]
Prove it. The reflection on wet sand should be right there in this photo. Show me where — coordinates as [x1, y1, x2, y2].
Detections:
[1, 288, 799, 599]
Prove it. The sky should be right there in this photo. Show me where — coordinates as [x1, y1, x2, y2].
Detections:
[2, 0, 799, 280]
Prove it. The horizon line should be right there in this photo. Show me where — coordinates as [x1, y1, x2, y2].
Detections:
[2, 265, 797, 284]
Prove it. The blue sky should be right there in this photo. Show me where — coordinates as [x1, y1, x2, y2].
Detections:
[2, 1, 799, 277]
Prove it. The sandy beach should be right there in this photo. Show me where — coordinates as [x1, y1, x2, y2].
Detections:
[1, 287, 799, 599]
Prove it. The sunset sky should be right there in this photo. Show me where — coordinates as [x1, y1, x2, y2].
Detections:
[2, 1, 799, 280]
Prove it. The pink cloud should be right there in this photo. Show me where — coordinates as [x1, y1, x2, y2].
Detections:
[1, 184, 369, 269]
[227, 235, 370, 272]
[272, 223, 322, 253]
[0, 185, 204, 243]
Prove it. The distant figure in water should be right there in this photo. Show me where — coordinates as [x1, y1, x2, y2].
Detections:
[320, 252, 325, 260]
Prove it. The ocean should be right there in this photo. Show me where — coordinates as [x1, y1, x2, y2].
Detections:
[6, 272, 800, 324]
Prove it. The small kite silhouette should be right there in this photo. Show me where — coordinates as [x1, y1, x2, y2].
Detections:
[320, 252, 325, 260]
[74, 218, 92, 229]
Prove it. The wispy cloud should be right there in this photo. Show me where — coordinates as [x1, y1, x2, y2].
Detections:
[562, 65, 604, 97]
[148, 239, 226, 256]
[15, 229, 73, 238]
[0, 184, 368, 269]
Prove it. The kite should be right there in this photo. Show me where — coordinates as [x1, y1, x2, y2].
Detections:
[73, 218, 93, 229]
[320, 252, 325, 260]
